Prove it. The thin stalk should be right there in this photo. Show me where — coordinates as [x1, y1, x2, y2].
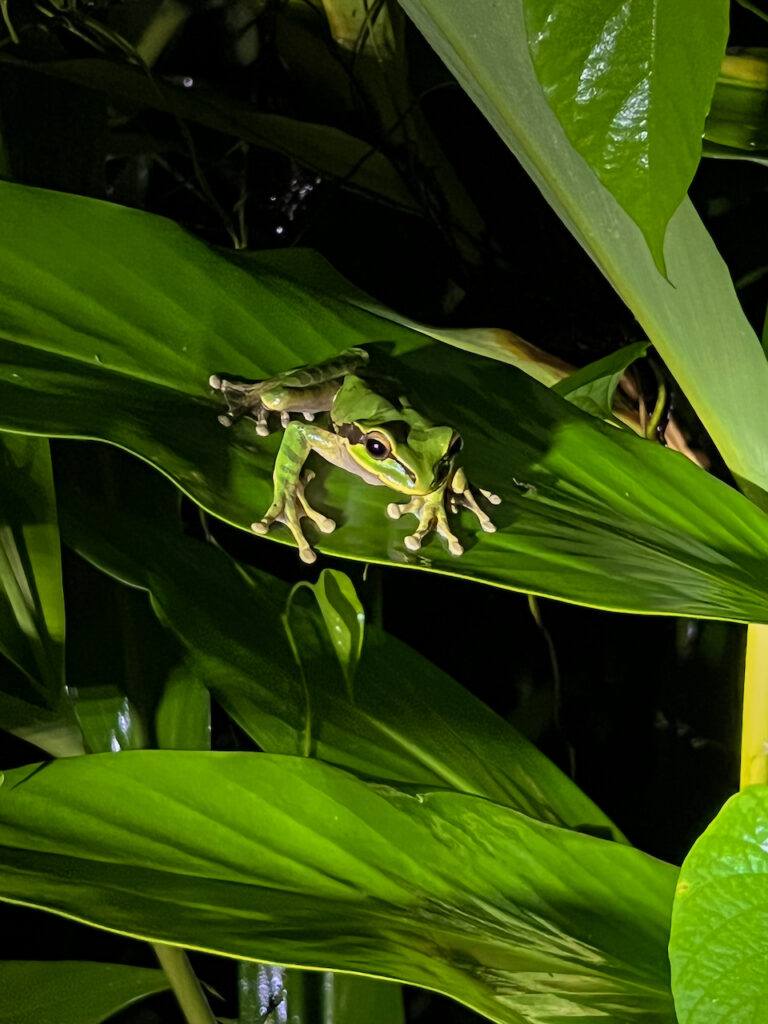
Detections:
[153, 944, 216, 1024]
[740, 623, 768, 787]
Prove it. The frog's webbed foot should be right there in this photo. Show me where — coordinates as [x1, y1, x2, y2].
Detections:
[209, 375, 273, 435]
[251, 470, 336, 564]
[210, 376, 326, 436]
[387, 467, 500, 557]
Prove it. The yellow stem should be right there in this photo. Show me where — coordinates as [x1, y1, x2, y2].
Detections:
[153, 944, 216, 1024]
[741, 623, 768, 787]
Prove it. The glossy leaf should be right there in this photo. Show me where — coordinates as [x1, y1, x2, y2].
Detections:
[398, 0, 768, 502]
[0, 56, 416, 212]
[0, 960, 169, 1024]
[553, 341, 649, 420]
[4, 185, 768, 618]
[523, 0, 728, 270]
[0, 751, 678, 1024]
[59, 484, 621, 838]
[669, 785, 768, 1023]
[238, 963, 404, 1024]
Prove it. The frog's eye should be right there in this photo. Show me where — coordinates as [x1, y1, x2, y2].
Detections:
[364, 433, 391, 459]
[448, 434, 463, 458]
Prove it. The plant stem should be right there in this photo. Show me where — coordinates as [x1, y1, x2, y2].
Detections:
[740, 623, 768, 787]
[153, 943, 216, 1024]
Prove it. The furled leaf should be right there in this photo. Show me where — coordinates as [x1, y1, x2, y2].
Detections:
[0, 960, 169, 1024]
[238, 962, 404, 1024]
[3, 184, 768, 618]
[0, 751, 677, 1024]
[553, 341, 649, 420]
[303, 569, 365, 695]
[705, 51, 768, 157]
[59, 482, 621, 838]
[397, 0, 768, 503]
[669, 785, 768, 1023]
[154, 663, 211, 750]
[522, 0, 729, 271]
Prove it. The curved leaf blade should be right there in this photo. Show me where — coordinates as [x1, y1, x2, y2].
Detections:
[669, 785, 768, 1023]
[59, 483, 621, 837]
[397, 0, 768, 501]
[0, 751, 678, 1024]
[0, 960, 169, 1024]
[3, 183, 768, 618]
[522, 0, 729, 270]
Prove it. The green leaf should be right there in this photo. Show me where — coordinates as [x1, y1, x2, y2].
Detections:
[0, 56, 416, 212]
[0, 435, 64, 695]
[397, 0, 768, 503]
[0, 960, 170, 1024]
[0, 435, 79, 756]
[669, 785, 768, 1023]
[522, 0, 728, 271]
[60, 482, 621, 838]
[0, 751, 677, 1024]
[238, 963, 404, 1024]
[304, 569, 365, 696]
[154, 663, 211, 751]
[4, 184, 768, 619]
[553, 341, 649, 420]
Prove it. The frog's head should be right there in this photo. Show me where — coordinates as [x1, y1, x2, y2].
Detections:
[341, 420, 463, 494]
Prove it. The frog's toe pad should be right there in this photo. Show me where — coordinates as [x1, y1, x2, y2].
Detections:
[299, 547, 317, 564]
[387, 503, 402, 520]
[218, 413, 234, 427]
[481, 521, 496, 533]
[251, 520, 269, 535]
[209, 374, 222, 390]
[480, 488, 501, 506]
[447, 538, 464, 556]
[404, 534, 421, 552]
[317, 516, 336, 534]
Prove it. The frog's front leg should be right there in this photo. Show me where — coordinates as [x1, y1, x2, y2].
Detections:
[387, 467, 500, 557]
[252, 422, 341, 564]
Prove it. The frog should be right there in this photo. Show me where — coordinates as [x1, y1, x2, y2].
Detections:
[209, 346, 499, 563]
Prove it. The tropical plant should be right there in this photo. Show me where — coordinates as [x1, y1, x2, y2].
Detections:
[0, 1, 767, 1022]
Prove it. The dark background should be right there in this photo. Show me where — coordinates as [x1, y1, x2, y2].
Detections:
[1, 2, 766, 1020]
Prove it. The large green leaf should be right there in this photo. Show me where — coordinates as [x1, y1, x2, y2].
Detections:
[0, 751, 677, 1024]
[669, 785, 768, 1023]
[522, 0, 729, 270]
[59, 480, 620, 838]
[397, 0, 768, 502]
[0, 960, 169, 1024]
[3, 184, 768, 618]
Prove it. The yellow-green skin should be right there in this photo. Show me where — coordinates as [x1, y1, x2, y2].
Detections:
[210, 348, 499, 563]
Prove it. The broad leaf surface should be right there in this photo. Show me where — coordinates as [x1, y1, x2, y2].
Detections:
[0, 751, 677, 1024]
[0, 960, 169, 1024]
[59, 482, 620, 838]
[397, 0, 768, 501]
[669, 785, 768, 1023]
[3, 185, 768, 618]
[522, 0, 729, 270]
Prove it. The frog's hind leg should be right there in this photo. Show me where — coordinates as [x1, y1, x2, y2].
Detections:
[210, 347, 368, 436]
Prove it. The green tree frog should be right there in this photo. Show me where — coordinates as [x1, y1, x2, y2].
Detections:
[209, 347, 499, 563]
